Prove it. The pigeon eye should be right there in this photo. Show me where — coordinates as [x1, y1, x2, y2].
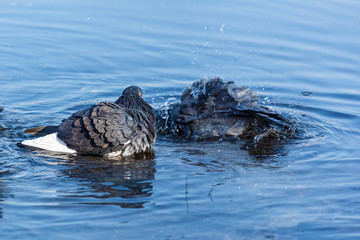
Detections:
[139, 91, 142, 97]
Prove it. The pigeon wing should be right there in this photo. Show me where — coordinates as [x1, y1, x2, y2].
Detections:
[57, 102, 144, 155]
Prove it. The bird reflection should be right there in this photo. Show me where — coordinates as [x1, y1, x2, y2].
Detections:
[178, 139, 290, 171]
[38, 151, 156, 208]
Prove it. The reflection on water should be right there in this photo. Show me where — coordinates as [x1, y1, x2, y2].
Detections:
[157, 135, 291, 173]
[53, 153, 156, 208]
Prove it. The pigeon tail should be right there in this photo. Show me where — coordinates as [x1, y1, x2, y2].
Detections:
[21, 133, 77, 154]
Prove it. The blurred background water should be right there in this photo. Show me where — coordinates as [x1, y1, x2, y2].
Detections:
[1, 0, 360, 239]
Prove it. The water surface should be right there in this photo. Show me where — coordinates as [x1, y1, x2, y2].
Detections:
[1, 0, 360, 239]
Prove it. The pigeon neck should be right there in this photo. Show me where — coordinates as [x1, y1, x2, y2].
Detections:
[115, 95, 139, 109]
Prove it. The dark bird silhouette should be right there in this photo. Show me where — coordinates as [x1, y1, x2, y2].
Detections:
[22, 86, 156, 157]
[157, 78, 291, 142]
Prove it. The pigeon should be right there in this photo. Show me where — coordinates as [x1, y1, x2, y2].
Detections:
[157, 78, 291, 141]
[22, 86, 156, 157]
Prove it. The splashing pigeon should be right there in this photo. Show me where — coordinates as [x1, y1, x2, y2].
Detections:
[157, 78, 292, 141]
[22, 86, 156, 157]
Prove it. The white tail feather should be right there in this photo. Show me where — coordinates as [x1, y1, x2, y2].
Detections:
[22, 133, 77, 154]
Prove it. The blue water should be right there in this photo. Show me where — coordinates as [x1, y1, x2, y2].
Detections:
[1, 0, 360, 239]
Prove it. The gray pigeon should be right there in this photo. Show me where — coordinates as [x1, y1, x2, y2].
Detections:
[22, 86, 156, 157]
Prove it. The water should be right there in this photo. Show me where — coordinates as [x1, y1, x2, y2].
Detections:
[1, 0, 360, 239]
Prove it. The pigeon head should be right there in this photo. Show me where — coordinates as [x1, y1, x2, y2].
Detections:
[122, 86, 143, 98]
[115, 85, 149, 110]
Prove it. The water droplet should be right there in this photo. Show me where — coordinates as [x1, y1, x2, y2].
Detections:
[220, 24, 225, 32]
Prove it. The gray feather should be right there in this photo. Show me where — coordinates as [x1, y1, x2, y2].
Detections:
[57, 86, 156, 156]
